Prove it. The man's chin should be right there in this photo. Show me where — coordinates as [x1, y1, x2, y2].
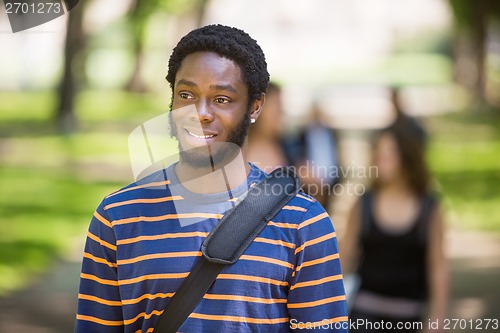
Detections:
[179, 143, 240, 169]
[179, 151, 213, 168]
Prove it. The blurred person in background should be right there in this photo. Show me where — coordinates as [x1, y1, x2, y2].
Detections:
[248, 91, 340, 212]
[341, 123, 448, 332]
[247, 82, 292, 172]
[390, 87, 427, 148]
[293, 101, 340, 212]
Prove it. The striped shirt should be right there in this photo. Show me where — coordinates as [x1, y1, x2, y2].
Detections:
[75, 163, 348, 332]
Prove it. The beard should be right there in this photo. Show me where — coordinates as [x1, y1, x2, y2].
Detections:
[168, 109, 251, 169]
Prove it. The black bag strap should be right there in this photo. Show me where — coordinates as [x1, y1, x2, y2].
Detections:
[154, 167, 301, 333]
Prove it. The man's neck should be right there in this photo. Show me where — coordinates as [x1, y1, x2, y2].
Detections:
[174, 147, 251, 194]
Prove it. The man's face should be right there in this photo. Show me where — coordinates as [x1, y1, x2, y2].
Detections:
[170, 51, 255, 168]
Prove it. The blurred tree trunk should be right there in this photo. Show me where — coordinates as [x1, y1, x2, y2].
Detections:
[449, 0, 499, 109]
[126, 40, 147, 92]
[55, 2, 87, 133]
[125, 0, 210, 93]
[125, 0, 148, 93]
[193, 0, 209, 26]
[469, 0, 488, 107]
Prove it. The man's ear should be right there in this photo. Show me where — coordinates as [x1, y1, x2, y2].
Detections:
[249, 93, 265, 122]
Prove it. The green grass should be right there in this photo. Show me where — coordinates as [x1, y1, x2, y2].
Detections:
[425, 111, 500, 231]
[0, 165, 119, 294]
[0, 90, 168, 294]
[0, 91, 56, 122]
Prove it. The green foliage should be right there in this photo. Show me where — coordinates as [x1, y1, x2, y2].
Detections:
[0, 90, 167, 295]
[0, 92, 55, 123]
[76, 89, 169, 122]
[426, 111, 500, 231]
[448, 0, 475, 29]
[127, 0, 204, 40]
[392, 30, 453, 56]
[448, 0, 500, 29]
[0, 164, 120, 295]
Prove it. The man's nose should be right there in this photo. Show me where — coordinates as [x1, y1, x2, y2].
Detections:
[195, 100, 215, 123]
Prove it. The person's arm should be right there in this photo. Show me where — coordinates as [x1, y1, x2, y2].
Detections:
[75, 199, 124, 333]
[287, 202, 348, 332]
[426, 204, 449, 332]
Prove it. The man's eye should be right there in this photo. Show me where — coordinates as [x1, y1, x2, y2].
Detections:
[215, 97, 230, 104]
[179, 92, 193, 99]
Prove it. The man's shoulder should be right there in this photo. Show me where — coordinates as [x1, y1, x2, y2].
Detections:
[288, 191, 318, 209]
[275, 191, 328, 224]
[252, 165, 329, 225]
[103, 169, 171, 205]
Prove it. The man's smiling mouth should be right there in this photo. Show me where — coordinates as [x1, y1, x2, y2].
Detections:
[186, 129, 217, 139]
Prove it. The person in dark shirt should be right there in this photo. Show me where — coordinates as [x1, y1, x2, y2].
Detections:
[293, 102, 339, 212]
[75, 24, 348, 333]
[341, 123, 448, 332]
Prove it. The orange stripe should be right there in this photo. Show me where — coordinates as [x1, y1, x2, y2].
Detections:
[204, 293, 287, 304]
[78, 293, 122, 306]
[87, 231, 117, 251]
[106, 180, 170, 198]
[293, 253, 340, 275]
[295, 232, 336, 255]
[283, 205, 307, 212]
[189, 312, 289, 324]
[288, 295, 346, 309]
[80, 273, 119, 286]
[298, 212, 329, 230]
[113, 213, 222, 226]
[118, 251, 201, 265]
[94, 211, 112, 228]
[76, 314, 123, 326]
[117, 231, 208, 246]
[254, 237, 296, 249]
[123, 309, 164, 326]
[296, 193, 315, 203]
[290, 274, 343, 291]
[83, 252, 117, 268]
[217, 274, 289, 287]
[240, 255, 294, 269]
[136, 329, 154, 333]
[104, 195, 183, 209]
[267, 221, 298, 229]
[119, 272, 189, 285]
[122, 292, 175, 306]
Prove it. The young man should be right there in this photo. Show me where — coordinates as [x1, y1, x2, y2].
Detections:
[75, 25, 348, 332]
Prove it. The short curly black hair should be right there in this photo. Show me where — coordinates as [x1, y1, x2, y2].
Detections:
[166, 24, 269, 103]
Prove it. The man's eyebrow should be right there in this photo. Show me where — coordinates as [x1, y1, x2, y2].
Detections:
[210, 84, 237, 94]
[176, 79, 197, 87]
[176, 80, 238, 94]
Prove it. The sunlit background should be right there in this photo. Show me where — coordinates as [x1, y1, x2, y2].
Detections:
[0, 0, 499, 332]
